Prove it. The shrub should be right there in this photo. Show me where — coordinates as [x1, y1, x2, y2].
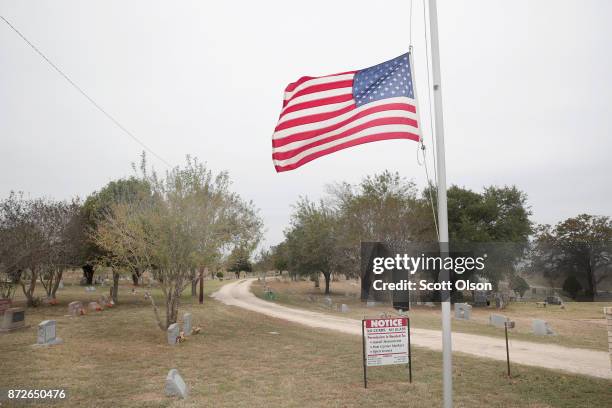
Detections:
[562, 276, 582, 299]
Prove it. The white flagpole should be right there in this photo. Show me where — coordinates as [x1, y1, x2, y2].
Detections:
[426, 0, 453, 407]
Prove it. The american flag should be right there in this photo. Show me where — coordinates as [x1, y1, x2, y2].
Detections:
[272, 53, 421, 172]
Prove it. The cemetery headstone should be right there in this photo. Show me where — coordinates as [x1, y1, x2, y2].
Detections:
[36, 320, 62, 346]
[0, 298, 12, 314]
[366, 300, 379, 307]
[68, 301, 84, 316]
[182, 313, 192, 336]
[532, 319, 555, 335]
[88, 301, 102, 312]
[58, 280, 64, 290]
[454, 303, 472, 320]
[165, 369, 188, 398]
[167, 323, 180, 345]
[489, 314, 509, 328]
[340, 304, 349, 313]
[324, 297, 333, 307]
[0, 307, 26, 332]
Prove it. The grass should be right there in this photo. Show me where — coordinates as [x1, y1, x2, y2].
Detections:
[252, 277, 612, 351]
[0, 276, 610, 407]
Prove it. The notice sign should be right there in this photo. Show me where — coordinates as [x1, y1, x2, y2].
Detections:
[363, 317, 409, 367]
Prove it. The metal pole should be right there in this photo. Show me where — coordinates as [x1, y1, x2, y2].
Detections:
[408, 318, 413, 383]
[362, 319, 368, 388]
[427, 0, 452, 406]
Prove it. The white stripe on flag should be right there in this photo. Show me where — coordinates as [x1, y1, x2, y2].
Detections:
[273, 124, 417, 167]
[284, 73, 355, 100]
[274, 109, 418, 153]
[273, 97, 416, 140]
[277, 100, 355, 125]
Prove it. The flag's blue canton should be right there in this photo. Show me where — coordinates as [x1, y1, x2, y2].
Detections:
[353, 53, 414, 107]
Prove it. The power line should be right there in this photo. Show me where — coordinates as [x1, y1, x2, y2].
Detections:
[0, 15, 172, 168]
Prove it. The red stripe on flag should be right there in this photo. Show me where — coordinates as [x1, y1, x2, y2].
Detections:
[272, 117, 418, 161]
[274, 132, 420, 172]
[272, 102, 416, 148]
[275, 103, 356, 132]
[279, 94, 354, 119]
[284, 71, 357, 93]
[285, 80, 354, 101]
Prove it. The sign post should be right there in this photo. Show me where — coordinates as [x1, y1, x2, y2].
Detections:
[362, 317, 412, 388]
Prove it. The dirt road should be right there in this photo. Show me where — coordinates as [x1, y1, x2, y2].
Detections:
[212, 279, 612, 380]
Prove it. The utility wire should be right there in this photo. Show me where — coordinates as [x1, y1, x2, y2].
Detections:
[0, 15, 172, 168]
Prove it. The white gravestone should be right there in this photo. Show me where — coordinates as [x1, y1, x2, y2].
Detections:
[454, 303, 472, 320]
[167, 323, 180, 345]
[324, 297, 333, 307]
[340, 304, 349, 313]
[182, 313, 192, 336]
[165, 369, 188, 398]
[68, 301, 83, 316]
[489, 314, 509, 328]
[532, 319, 555, 335]
[36, 320, 62, 346]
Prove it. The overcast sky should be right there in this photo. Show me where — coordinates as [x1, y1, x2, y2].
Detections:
[1, 0, 610, 246]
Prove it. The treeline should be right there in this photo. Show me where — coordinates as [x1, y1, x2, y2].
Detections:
[258, 171, 611, 300]
[0, 154, 263, 329]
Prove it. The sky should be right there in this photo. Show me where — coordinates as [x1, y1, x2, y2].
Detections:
[0, 0, 610, 247]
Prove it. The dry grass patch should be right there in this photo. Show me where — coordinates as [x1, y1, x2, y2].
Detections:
[0, 278, 610, 407]
[254, 277, 612, 351]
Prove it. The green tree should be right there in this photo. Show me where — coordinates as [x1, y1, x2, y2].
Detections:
[285, 199, 339, 294]
[531, 214, 611, 300]
[82, 174, 152, 302]
[328, 171, 435, 279]
[444, 185, 533, 290]
[562, 276, 582, 299]
[509, 274, 529, 298]
[227, 247, 253, 278]
[93, 155, 262, 329]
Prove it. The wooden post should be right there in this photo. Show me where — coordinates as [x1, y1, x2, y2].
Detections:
[604, 307, 612, 370]
[504, 321, 511, 377]
[198, 267, 204, 305]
